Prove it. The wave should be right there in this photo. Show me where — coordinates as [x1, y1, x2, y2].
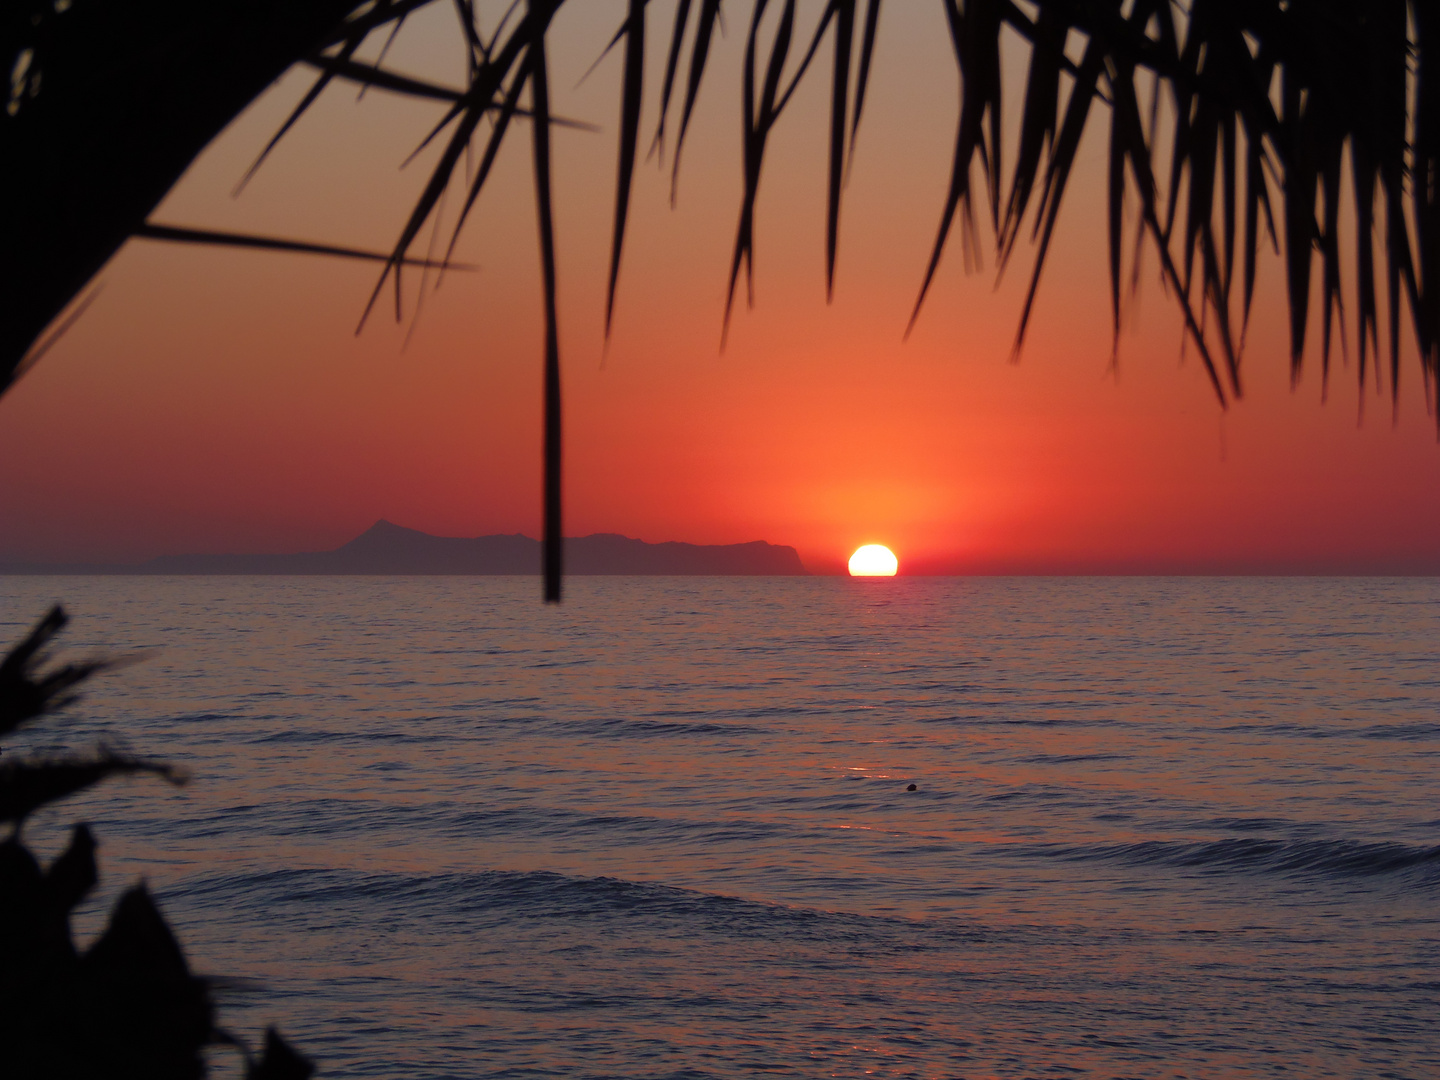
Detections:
[1216, 719, 1440, 742]
[555, 715, 766, 739]
[165, 865, 931, 948]
[1035, 836, 1440, 882]
[245, 714, 766, 745]
[142, 798, 801, 849]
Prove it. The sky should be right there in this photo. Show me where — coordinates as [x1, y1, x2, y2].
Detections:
[3, 1, 1439, 575]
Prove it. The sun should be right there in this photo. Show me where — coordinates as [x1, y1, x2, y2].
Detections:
[848, 544, 898, 577]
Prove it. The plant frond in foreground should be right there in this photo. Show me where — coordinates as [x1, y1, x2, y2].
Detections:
[0, 611, 311, 1076]
[6, 1, 1437, 603]
[345, 1, 1437, 597]
[0, 606, 111, 738]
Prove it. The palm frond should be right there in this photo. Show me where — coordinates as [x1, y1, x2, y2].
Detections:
[526, 1, 565, 603]
[724, 0, 799, 339]
[668, 0, 725, 203]
[133, 223, 476, 270]
[11, 1, 1440, 603]
[605, 0, 648, 337]
[651, 0, 694, 161]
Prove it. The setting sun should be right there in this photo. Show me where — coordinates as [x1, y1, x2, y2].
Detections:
[848, 544, 899, 577]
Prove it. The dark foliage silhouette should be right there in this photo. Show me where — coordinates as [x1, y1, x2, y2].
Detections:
[5, 1, 1436, 600]
[0, 606, 110, 734]
[0, 608, 313, 1079]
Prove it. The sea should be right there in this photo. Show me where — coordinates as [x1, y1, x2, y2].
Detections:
[2, 575, 1437, 1079]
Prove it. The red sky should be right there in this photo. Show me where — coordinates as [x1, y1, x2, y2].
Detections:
[3, 2, 1438, 574]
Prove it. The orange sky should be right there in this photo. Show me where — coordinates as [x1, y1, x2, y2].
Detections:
[3, 2, 1438, 574]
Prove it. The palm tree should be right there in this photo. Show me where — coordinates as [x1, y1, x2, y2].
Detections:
[5, 1, 1435, 601]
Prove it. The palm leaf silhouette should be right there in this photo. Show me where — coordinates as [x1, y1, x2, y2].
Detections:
[6, 1, 1437, 602]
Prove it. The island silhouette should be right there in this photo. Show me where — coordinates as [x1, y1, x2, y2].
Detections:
[2, 520, 807, 576]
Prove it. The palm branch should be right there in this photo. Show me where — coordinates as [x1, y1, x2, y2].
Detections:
[5, 1, 1435, 603]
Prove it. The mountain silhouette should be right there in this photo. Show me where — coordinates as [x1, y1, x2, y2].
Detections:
[2, 521, 807, 576]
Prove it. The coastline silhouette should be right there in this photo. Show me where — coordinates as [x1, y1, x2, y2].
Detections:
[0, 520, 808, 577]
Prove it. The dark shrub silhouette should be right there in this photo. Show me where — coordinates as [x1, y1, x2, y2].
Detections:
[0, 608, 312, 1079]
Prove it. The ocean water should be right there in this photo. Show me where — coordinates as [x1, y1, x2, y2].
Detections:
[2, 575, 1437, 1079]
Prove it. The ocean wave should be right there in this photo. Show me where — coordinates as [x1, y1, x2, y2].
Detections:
[165, 865, 918, 946]
[1354, 721, 1440, 741]
[1010, 752, 1132, 765]
[556, 715, 766, 739]
[250, 728, 461, 745]
[1035, 837, 1440, 882]
[1216, 719, 1440, 741]
[137, 799, 801, 848]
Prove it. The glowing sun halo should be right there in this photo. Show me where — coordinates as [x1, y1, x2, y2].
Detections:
[848, 544, 899, 577]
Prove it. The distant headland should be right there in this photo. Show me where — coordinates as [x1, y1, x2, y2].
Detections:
[0, 520, 809, 576]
